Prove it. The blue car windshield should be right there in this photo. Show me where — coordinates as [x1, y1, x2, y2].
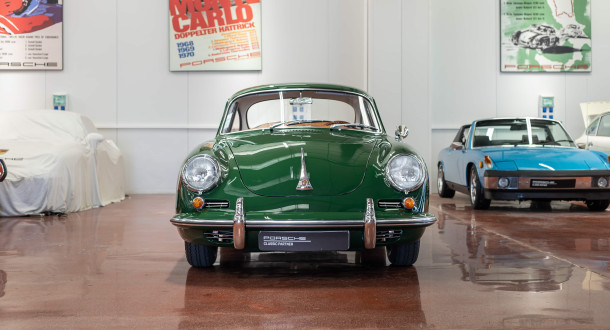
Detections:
[472, 119, 575, 148]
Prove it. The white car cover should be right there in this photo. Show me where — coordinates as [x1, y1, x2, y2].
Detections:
[0, 110, 125, 216]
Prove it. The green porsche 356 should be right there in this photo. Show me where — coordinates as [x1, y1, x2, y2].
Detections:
[170, 83, 436, 267]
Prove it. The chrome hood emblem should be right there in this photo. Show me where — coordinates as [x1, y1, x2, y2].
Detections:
[296, 147, 313, 191]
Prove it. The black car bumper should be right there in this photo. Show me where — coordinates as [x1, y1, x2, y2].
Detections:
[483, 170, 610, 201]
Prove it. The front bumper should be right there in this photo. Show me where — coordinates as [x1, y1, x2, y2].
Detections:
[170, 198, 437, 251]
[483, 170, 610, 201]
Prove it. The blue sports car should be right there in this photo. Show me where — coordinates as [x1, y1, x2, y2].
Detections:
[437, 118, 610, 211]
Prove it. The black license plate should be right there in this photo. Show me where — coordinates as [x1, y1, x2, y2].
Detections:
[530, 179, 575, 188]
[258, 231, 350, 251]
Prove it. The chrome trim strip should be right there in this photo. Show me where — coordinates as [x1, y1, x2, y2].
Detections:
[170, 219, 234, 227]
[364, 198, 376, 249]
[170, 216, 437, 228]
[233, 198, 245, 250]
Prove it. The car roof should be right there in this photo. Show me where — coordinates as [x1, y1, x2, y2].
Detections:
[229, 83, 371, 100]
[468, 117, 562, 125]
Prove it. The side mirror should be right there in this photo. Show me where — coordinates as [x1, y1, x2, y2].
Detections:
[451, 141, 464, 150]
[395, 125, 409, 141]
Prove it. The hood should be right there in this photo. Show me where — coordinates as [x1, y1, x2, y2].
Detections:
[225, 131, 379, 196]
[481, 147, 609, 171]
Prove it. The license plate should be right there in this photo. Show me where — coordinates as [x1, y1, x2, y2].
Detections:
[258, 231, 350, 251]
[530, 179, 575, 188]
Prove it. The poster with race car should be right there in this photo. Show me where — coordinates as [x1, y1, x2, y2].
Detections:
[500, 0, 591, 72]
[169, 0, 261, 71]
[0, 0, 63, 71]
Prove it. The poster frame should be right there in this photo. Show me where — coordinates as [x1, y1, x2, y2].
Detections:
[499, 0, 592, 73]
[0, 0, 64, 71]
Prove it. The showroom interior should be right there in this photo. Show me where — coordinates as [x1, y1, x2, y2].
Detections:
[1, 0, 609, 328]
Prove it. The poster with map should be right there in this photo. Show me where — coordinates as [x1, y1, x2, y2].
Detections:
[500, 0, 591, 72]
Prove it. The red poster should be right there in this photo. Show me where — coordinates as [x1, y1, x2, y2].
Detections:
[169, 0, 262, 71]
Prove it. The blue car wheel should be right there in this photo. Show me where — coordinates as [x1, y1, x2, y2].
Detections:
[437, 163, 455, 198]
[469, 166, 491, 210]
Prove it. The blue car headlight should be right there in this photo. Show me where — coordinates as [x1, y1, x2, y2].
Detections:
[385, 154, 425, 192]
[182, 155, 221, 192]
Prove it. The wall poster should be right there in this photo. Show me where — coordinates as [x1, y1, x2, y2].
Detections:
[169, 0, 262, 71]
[0, 0, 63, 71]
[500, 0, 591, 72]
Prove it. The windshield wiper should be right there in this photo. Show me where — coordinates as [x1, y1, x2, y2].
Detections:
[286, 120, 329, 126]
[269, 120, 328, 130]
[329, 123, 378, 131]
[537, 139, 573, 146]
[268, 121, 292, 130]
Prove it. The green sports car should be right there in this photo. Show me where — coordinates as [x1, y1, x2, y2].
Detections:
[170, 83, 437, 267]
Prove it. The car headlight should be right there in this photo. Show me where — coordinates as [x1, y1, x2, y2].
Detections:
[385, 154, 426, 192]
[182, 155, 221, 192]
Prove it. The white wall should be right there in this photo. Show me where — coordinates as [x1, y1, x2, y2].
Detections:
[0, 0, 367, 193]
[369, 0, 431, 166]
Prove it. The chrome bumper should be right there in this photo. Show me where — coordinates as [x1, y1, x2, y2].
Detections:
[170, 198, 437, 250]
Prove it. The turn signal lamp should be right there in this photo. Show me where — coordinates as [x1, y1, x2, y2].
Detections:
[484, 155, 493, 169]
[192, 197, 205, 210]
[403, 197, 415, 210]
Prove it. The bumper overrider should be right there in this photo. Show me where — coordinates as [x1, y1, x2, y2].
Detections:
[170, 198, 437, 251]
[483, 170, 610, 200]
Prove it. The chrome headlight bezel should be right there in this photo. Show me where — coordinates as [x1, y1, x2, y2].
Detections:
[385, 153, 426, 192]
[181, 154, 221, 192]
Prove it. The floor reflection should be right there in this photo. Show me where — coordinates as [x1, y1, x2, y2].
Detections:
[431, 194, 610, 278]
[180, 248, 427, 328]
[441, 218, 574, 292]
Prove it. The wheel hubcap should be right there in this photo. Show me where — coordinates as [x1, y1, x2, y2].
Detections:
[470, 171, 477, 203]
[437, 165, 444, 192]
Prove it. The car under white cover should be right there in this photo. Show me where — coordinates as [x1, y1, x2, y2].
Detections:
[0, 110, 125, 216]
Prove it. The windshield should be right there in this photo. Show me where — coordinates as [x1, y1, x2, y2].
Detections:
[220, 89, 381, 134]
[472, 118, 575, 148]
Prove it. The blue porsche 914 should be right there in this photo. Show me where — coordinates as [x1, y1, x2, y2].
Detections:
[437, 118, 610, 211]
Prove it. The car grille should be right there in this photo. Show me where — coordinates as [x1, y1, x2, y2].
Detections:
[378, 200, 402, 209]
[376, 229, 403, 242]
[204, 230, 234, 243]
[205, 200, 230, 208]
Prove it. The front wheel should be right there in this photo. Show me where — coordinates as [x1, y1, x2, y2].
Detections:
[386, 240, 420, 266]
[437, 163, 455, 198]
[586, 200, 610, 212]
[469, 166, 491, 210]
[185, 242, 218, 267]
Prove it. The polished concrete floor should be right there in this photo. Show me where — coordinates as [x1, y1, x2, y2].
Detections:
[0, 194, 609, 329]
